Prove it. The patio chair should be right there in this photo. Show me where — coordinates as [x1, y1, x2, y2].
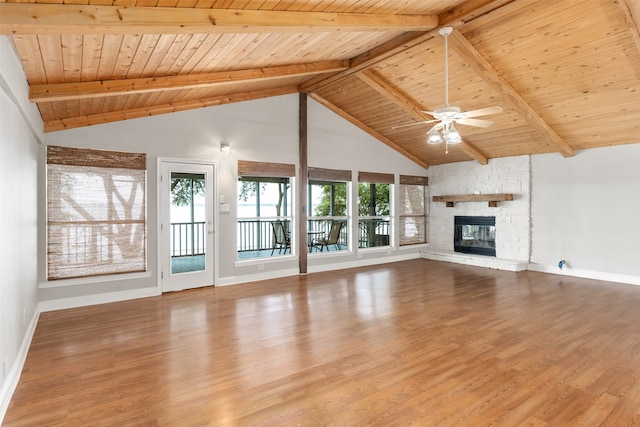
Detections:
[312, 220, 344, 252]
[271, 221, 291, 255]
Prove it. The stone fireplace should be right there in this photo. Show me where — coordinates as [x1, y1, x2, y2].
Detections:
[422, 156, 531, 271]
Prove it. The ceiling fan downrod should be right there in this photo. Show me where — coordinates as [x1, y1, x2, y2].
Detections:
[439, 26, 453, 108]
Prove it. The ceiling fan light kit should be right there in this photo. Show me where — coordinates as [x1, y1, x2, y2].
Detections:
[427, 128, 444, 144]
[442, 124, 462, 144]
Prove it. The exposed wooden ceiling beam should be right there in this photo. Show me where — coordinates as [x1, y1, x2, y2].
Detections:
[301, 0, 515, 93]
[30, 61, 348, 102]
[448, 29, 574, 157]
[0, 4, 437, 35]
[438, 0, 519, 26]
[308, 92, 430, 169]
[616, 0, 640, 54]
[357, 69, 427, 120]
[459, 141, 489, 165]
[357, 69, 488, 165]
[457, 0, 538, 32]
[44, 86, 297, 132]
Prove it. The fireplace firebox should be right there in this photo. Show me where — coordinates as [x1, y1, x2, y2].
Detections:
[454, 216, 496, 257]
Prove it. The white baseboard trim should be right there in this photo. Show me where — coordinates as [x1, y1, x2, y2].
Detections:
[38, 287, 161, 313]
[527, 263, 640, 286]
[0, 310, 39, 424]
[308, 252, 421, 274]
[217, 268, 300, 286]
[420, 250, 528, 272]
[218, 253, 423, 285]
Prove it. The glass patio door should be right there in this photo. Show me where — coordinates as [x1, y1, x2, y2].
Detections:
[160, 160, 215, 292]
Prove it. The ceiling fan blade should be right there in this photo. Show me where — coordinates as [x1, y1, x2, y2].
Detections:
[463, 106, 503, 117]
[391, 120, 438, 130]
[456, 118, 494, 128]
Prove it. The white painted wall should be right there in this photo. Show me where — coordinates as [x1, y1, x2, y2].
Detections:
[0, 36, 42, 421]
[530, 145, 640, 282]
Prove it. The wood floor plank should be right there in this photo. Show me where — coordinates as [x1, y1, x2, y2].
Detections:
[4, 259, 640, 426]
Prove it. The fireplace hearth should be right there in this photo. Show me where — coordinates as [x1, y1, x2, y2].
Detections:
[454, 216, 496, 257]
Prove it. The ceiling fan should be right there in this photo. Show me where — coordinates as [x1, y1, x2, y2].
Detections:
[393, 26, 502, 150]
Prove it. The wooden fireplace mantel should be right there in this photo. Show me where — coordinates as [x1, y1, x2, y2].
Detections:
[432, 193, 514, 208]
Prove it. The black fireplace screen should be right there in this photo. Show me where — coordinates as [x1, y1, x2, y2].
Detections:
[454, 216, 496, 256]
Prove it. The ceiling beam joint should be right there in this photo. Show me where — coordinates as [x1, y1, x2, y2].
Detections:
[616, 0, 640, 54]
[301, 0, 515, 93]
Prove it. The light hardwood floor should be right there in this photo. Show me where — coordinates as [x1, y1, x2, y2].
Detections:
[5, 259, 640, 426]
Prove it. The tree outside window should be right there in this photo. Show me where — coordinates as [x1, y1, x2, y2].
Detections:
[358, 180, 392, 248]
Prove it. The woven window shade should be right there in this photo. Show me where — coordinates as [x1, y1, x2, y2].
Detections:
[47, 146, 146, 280]
[308, 167, 351, 182]
[358, 171, 394, 184]
[399, 183, 427, 246]
[238, 160, 295, 178]
[399, 175, 428, 186]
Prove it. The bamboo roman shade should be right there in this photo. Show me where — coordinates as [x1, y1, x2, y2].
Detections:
[399, 175, 428, 186]
[358, 171, 394, 184]
[47, 146, 147, 280]
[308, 167, 351, 182]
[238, 160, 295, 178]
[399, 175, 428, 246]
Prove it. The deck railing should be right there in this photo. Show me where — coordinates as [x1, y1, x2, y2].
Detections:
[358, 218, 391, 248]
[237, 218, 292, 252]
[172, 218, 391, 256]
[171, 222, 206, 257]
[236, 218, 389, 253]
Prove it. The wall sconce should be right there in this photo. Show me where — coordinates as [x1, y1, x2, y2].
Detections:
[220, 142, 230, 153]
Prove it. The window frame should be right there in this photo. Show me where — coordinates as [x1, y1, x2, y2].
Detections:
[307, 167, 351, 254]
[237, 160, 296, 260]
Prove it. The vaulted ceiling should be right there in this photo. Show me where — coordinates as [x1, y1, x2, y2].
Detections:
[2, 0, 639, 167]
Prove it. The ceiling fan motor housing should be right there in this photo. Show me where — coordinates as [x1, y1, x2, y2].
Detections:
[433, 106, 462, 122]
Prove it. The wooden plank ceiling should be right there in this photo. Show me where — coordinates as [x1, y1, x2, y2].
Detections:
[1, 0, 639, 167]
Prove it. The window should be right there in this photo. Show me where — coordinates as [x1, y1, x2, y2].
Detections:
[358, 172, 393, 248]
[46, 146, 146, 280]
[399, 175, 428, 246]
[237, 160, 295, 259]
[308, 167, 350, 252]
